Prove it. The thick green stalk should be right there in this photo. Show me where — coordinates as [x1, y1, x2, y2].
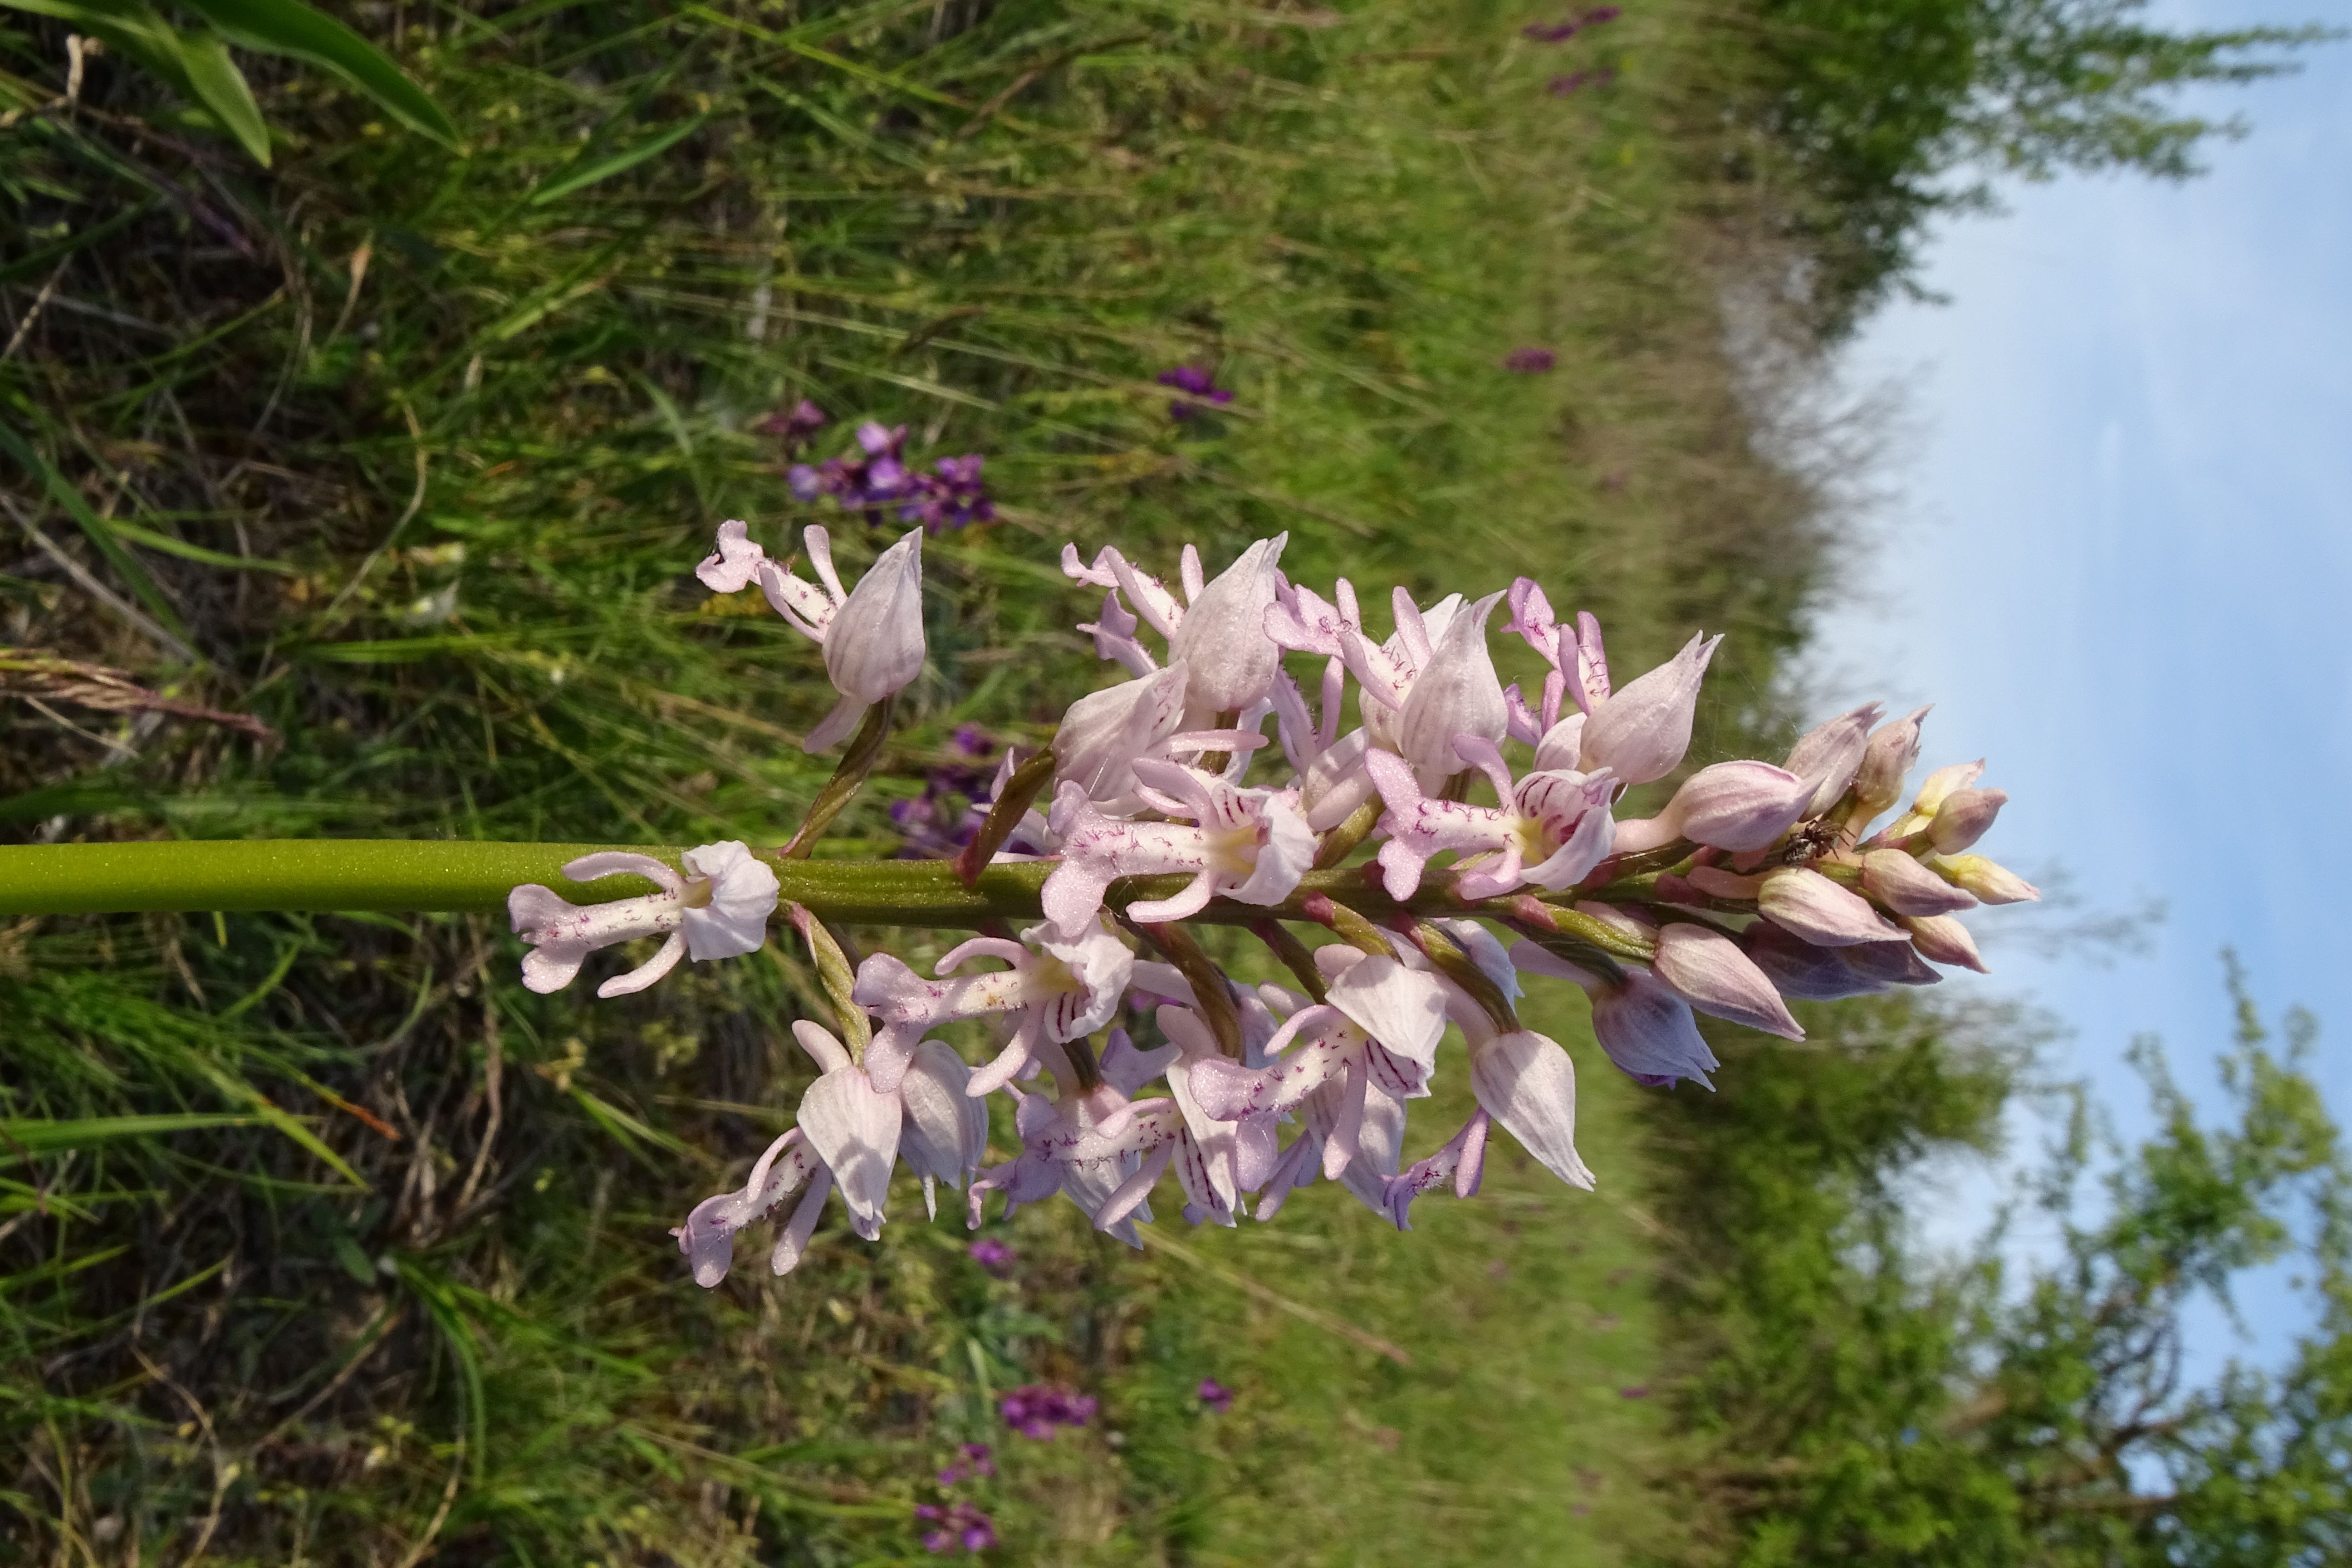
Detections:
[0, 840, 1467, 928]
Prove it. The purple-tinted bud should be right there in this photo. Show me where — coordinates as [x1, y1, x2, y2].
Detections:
[1905, 913, 1989, 973]
[1588, 970, 1719, 1089]
[1782, 701, 1882, 814]
[1757, 867, 1903, 946]
[1861, 849, 1977, 916]
[1666, 760, 1814, 854]
[1578, 630, 1722, 785]
[1742, 919, 1884, 1001]
[1932, 853, 2040, 905]
[1171, 534, 1290, 712]
[1852, 705, 1930, 813]
[1198, 1377, 1234, 1412]
[1503, 347, 1558, 372]
[1840, 938, 1942, 988]
[1927, 787, 2006, 853]
[1653, 923, 1803, 1039]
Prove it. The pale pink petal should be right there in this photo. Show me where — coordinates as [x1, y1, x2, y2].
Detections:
[1470, 1030, 1594, 1190]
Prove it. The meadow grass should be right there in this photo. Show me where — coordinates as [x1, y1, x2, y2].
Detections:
[0, 1, 1823, 1560]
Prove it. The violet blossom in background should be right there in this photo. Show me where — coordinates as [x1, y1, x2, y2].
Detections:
[893, 730, 1006, 859]
[1000, 1384, 1097, 1440]
[934, 1440, 997, 1487]
[790, 420, 995, 534]
[1503, 347, 1558, 373]
[905, 453, 997, 533]
[915, 1501, 997, 1555]
[754, 398, 828, 453]
[1197, 1378, 1233, 1414]
[1523, 4, 1620, 39]
[1548, 67, 1618, 96]
[967, 1236, 1016, 1275]
[1156, 365, 1235, 421]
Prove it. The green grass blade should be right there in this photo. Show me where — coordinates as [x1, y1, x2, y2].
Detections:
[180, 0, 458, 145]
[0, 418, 195, 652]
[528, 115, 707, 204]
[174, 28, 273, 165]
[0, 1114, 260, 1157]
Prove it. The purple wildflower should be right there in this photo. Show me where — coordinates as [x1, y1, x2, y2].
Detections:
[960, 1441, 997, 1477]
[1503, 347, 1558, 373]
[968, 1236, 1017, 1275]
[1522, 5, 1618, 39]
[1000, 1384, 1097, 1441]
[916, 1500, 999, 1554]
[753, 398, 829, 453]
[1156, 365, 1235, 421]
[1548, 66, 1617, 95]
[901, 453, 996, 534]
[1197, 1378, 1233, 1414]
[895, 733, 1008, 859]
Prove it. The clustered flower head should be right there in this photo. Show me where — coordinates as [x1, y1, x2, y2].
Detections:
[892, 725, 1002, 859]
[1000, 1384, 1097, 1440]
[914, 1500, 997, 1555]
[788, 419, 995, 534]
[498, 519, 2034, 1285]
[1157, 365, 1234, 421]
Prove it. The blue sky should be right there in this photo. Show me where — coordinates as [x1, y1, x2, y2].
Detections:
[1807, 4, 2349, 1346]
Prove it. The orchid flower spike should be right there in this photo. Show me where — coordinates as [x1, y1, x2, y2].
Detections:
[508, 842, 779, 998]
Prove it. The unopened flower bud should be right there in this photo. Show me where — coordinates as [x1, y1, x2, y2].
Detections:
[1861, 848, 1977, 916]
[1927, 787, 2006, 853]
[1911, 760, 1983, 818]
[1171, 534, 1288, 712]
[825, 529, 926, 701]
[1931, 853, 2040, 905]
[1852, 706, 1929, 813]
[1904, 913, 1989, 973]
[1666, 760, 1814, 854]
[1578, 630, 1721, 785]
[1396, 590, 1508, 787]
[1741, 920, 1882, 1001]
[1653, 923, 1803, 1039]
[1757, 866, 1903, 946]
[1588, 969, 1720, 1088]
[1783, 702, 1882, 815]
[1840, 936, 1943, 988]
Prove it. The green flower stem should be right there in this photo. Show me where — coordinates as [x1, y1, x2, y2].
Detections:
[0, 839, 1478, 928]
